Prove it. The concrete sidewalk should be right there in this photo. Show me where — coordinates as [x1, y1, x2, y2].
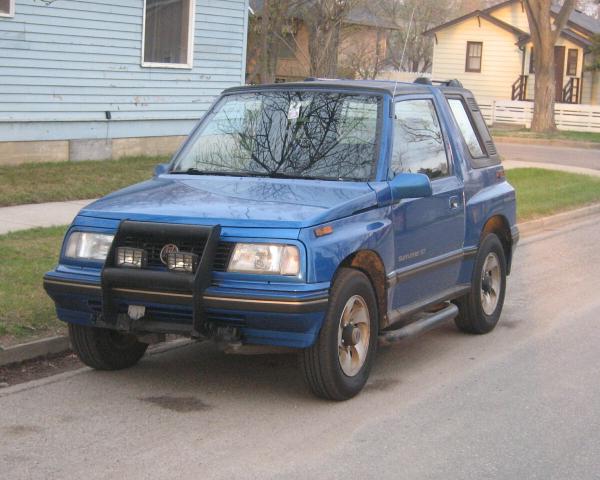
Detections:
[0, 159, 598, 236]
[502, 160, 600, 177]
[0, 199, 96, 235]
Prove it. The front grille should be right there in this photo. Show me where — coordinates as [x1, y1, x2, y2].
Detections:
[118, 236, 234, 272]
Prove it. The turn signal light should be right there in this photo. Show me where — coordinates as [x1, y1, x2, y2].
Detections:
[314, 225, 334, 237]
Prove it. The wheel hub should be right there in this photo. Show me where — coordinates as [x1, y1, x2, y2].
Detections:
[480, 252, 501, 316]
[342, 323, 361, 346]
[337, 295, 370, 377]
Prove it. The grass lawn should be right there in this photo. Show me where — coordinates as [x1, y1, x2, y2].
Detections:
[491, 128, 600, 144]
[1, 168, 599, 347]
[506, 168, 600, 221]
[0, 227, 67, 347]
[0, 155, 166, 207]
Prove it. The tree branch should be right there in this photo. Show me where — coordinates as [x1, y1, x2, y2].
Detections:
[552, 0, 575, 43]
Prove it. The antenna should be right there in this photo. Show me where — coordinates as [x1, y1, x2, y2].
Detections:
[399, 3, 417, 75]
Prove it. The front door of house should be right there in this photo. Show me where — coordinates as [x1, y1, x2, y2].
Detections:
[554, 46, 566, 102]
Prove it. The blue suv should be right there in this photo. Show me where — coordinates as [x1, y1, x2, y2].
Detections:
[44, 79, 518, 400]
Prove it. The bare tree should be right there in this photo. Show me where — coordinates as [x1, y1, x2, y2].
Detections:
[338, 25, 387, 79]
[382, 0, 452, 73]
[523, 0, 575, 132]
[296, 0, 358, 77]
[246, 0, 295, 84]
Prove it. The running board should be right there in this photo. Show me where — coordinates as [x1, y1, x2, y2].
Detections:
[379, 303, 459, 346]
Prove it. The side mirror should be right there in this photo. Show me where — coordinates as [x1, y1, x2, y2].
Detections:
[389, 173, 432, 201]
[153, 163, 170, 177]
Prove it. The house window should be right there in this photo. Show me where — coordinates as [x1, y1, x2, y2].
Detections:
[529, 47, 535, 74]
[567, 49, 578, 76]
[142, 0, 195, 68]
[0, 0, 15, 17]
[465, 41, 483, 73]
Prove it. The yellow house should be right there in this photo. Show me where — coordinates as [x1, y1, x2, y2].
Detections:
[424, 0, 600, 104]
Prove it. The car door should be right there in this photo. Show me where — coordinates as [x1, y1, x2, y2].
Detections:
[388, 96, 465, 313]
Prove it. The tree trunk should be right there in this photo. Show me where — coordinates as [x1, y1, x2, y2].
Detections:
[530, 35, 556, 130]
[523, 0, 575, 132]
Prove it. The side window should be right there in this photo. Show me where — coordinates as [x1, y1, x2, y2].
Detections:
[391, 99, 449, 180]
[447, 98, 485, 158]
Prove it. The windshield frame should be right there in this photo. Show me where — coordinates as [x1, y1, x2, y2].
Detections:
[169, 86, 386, 182]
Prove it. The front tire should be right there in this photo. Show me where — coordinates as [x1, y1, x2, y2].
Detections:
[69, 324, 148, 370]
[455, 233, 507, 334]
[300, 268, 378, 401]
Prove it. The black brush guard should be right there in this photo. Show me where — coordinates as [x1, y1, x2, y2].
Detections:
[100, 220, 221, 338]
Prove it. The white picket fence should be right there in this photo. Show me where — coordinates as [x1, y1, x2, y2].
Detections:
[478, 99, 600, 133]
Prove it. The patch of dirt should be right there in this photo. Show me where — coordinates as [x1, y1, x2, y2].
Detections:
[0, 351, 83, 388]
[140, 395, 212, 413]
[2, 424, 44, 437]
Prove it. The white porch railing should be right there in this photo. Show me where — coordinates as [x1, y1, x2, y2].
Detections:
[478, 99, 600, 133]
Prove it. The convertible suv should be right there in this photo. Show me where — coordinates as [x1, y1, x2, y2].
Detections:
[44, 79, 518, 400]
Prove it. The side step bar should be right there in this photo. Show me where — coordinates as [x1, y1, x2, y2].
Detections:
[379, 303, 459, 346]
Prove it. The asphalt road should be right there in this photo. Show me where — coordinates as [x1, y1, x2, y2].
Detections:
[2, 217, 600, 479]
[497, 142, 600, 170]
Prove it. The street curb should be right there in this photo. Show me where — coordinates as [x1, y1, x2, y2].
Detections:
[0, 336, 71, 367]
[493, 136, 600, 150]
[2, 203, 600, 368]
[517, 203, 600, 238]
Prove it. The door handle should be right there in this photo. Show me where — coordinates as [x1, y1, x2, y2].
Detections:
[449, 196, 460, 209]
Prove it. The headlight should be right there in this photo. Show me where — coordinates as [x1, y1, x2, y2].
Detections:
[64, 232, 114, 261]
[228, 243, 300, 276]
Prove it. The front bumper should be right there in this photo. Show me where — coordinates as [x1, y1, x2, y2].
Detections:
[43, 273, 329, 348]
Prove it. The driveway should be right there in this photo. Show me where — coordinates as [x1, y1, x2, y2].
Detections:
[497, 142, 600, 170]
[1, 217, 600, 479]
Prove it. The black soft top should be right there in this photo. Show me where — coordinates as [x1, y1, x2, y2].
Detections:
[224, 79, 473, 98]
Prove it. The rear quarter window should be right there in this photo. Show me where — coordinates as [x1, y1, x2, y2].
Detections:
[446, 94, 500, 169]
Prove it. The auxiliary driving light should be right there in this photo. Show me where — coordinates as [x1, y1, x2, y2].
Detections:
[166, 252, 199, 273]
[116, 247, 147, 268]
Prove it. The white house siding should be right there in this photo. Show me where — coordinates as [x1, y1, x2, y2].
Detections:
[0, 0, 249, 143]
[431, 17, 522, 101]
[490, 3, 531, 32]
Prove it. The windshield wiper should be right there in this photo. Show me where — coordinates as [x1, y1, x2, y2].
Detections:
[267, 172, 355, 182]
[170, 168, 254, 177]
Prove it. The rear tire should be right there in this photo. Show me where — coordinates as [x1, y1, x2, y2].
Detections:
[300, 268, 378, 401]
[455, 233, 507, 334]
[69, 323, 148, 370]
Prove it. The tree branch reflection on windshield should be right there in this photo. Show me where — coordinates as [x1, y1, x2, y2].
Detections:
[173, 91, 380, 181]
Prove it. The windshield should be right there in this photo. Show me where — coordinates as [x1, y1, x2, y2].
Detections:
[171, 90, 381, 181]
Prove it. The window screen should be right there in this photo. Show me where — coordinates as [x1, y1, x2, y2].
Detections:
[390, 100, 448, 180]
[144, 0, 193, 66]
[448, 99, 485, 158]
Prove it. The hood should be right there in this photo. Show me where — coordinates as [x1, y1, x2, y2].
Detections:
[79, 174, 379, 229]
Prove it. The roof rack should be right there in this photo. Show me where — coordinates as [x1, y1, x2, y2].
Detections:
[413, 78, 463, 88]
[304, 77, 341, 82]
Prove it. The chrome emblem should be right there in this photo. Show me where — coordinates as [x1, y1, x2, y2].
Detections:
[160, 243, 179, 265]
